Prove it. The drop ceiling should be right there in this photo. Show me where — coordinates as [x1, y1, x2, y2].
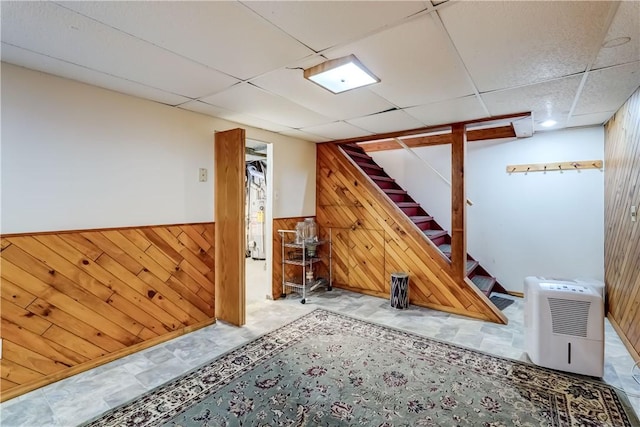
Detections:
[1, 1, 639, 142]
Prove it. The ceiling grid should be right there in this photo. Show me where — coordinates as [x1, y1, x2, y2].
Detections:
[1, 0, 638, 141]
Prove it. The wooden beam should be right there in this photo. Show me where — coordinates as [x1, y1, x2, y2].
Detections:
[359, 125, 516, 153]
[359, 134, 450, 152]
[329, 111, 530, 146]
[468, 124, 516, 142]
[332, 124, 451, 146]
[214, 129, 246, 326]
[450, 124, 467, 281]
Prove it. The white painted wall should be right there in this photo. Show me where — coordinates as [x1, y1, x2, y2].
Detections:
[1, 63, 316, 234]
[372, 127, 605, 292]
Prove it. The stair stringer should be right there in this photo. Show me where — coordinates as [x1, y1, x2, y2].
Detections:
[316, 143, 507, 324]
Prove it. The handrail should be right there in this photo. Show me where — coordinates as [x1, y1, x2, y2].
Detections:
[392, 137, 473, 206]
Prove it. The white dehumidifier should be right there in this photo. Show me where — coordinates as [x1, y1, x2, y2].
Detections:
[524, 276, 604, 377]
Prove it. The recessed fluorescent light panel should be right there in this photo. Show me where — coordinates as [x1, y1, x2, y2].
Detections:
[540, 119, 557, 128]
[304, 55, 380, 94]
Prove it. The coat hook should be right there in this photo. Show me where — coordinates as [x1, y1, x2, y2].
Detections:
[511, 167, 516, 172]
[573, 163, 578, 168]
[544, 165, 547, 171]
[526, 167, 530, 171]
[559, 165, 562, 170]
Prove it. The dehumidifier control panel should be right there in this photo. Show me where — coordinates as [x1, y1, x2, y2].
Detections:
[540, 283, 593, 294]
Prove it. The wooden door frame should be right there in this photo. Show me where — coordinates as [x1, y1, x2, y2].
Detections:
[214, 128, 246, 326]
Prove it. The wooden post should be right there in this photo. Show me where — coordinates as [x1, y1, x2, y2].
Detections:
[214, 128, 246, 326]
[451, 124, 466, 281]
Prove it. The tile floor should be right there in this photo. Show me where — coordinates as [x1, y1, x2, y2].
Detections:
[1, 289, 639, 426]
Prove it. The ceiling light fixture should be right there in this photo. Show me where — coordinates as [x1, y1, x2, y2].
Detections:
[540, 119, 557, 128]
[304, 54, 380, 94]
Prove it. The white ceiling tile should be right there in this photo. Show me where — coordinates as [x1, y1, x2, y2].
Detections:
[251, 67, 396, 120]
[404, 96, 488, 126]
[179, 100, 291, 133]
[178, 100, 235, 119]
[179, 100, 292, 133]
[481, 76, 583, 126]
[1, 2, 240, 98]
[1, 0, 634, 137]
[346, 110, 425, 134]
[440, 1, 613, 92]
[1, 44, 190, 106]
[300, 122, 373, 140]
[327, 14, 475, 108]
[219, 112, 292, 134]
[278, 129, 330, 143]
[533, 112, 569, 132]
[567, 111, 614, 128]
[58, 1, 313, 80]
[242, 1, 429, 51]
[574, 61, 640, 116]
[593, 1, 640, 70]
[200, 83, 333, 129]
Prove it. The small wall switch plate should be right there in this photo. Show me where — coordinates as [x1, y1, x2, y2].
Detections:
[632, 205, 637, 222]
[199, 168, 208, 182]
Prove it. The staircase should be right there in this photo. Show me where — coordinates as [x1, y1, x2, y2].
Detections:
[340, 143, 507, 299]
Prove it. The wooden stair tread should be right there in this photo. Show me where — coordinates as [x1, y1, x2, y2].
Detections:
[466, 260, 479, 274]
[341, 149, 371, 160]
[369, 175, 394, 182]
[471, 275, 497, 293]
[438, 243, 451, 253]
[423, 229, 448, 240]
[384, 189, 407, 195]
[356, 162, 383, 171]
[410, 215, 433, 223]
[396, 202, 420, 208]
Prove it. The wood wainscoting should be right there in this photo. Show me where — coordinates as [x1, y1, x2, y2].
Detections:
[605, 87, 640, 362]
[0, 223, 215, 401]
[317, 143, 506, 324]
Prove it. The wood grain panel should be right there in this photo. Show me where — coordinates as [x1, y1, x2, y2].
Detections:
[2, 341, 67, 376]
[348, 229, 385, 293]
[330, 228, 351, 287]
[214, 129, 245, 326]
[359, 125, 516, 152]
[605, 87, 640, 361]
[317, 143, 506, 324]
[451, 124, 467, 281]
[0, 222, 215, 401]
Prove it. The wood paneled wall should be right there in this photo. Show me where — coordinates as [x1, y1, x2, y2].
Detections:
[0, 223, 215, 400]
[317, 143, 506, 324]
[605, 87, 640, 361]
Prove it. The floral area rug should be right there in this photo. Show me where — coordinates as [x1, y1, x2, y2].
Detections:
[86, 309, 638, 427]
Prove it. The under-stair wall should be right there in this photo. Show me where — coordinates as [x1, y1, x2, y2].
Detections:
[316, 143, 506, 324]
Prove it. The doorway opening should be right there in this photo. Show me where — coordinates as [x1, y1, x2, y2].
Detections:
[245, 139, 271, 306]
